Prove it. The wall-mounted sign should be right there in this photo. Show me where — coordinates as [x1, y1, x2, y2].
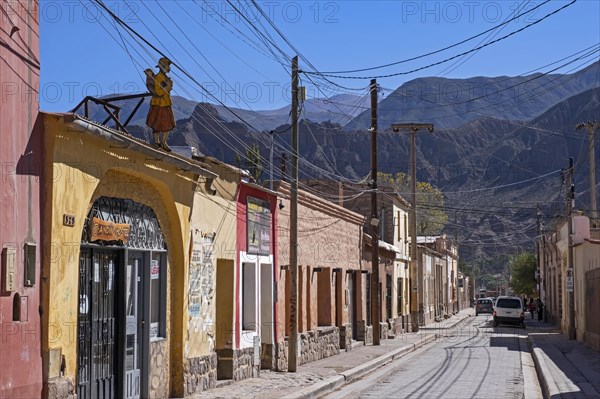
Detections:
[247, 196, 271, 256]
[89, 217, 131, 244]
[150, 260, 160, 280]
[63, 214, 75, 227]
[1, 247, 16, 293]
[188, 230, 215, 323]
[566, 268, 574, 292]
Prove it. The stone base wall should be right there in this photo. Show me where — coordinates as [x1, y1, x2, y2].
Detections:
[379, 322, 389, 340]
[339, 323, 352, 351]
[423, 308, 435, 326]
[274, 340, 289, 372]
[356, 321, 373, 345]
[46, 376, 76, 399]
[273, 327, 342, 370]
[183, 353, 217, 396]
[149, 340, 169, 399]
[216, 347, 259, 382]
[390, 317, 404, 336]
[298, 326, 340, 365]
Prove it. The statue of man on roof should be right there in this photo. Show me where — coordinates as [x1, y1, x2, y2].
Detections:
[145, 57, 175, 152]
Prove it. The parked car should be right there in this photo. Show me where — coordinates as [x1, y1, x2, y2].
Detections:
[493, 296, 525, 328]
[475, 298, 494, 315]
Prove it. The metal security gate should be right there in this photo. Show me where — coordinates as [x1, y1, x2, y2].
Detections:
[77, 249, 117, 399]
[77, 197, 167, 399]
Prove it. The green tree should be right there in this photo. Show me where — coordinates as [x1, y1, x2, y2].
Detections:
[459, 260, 480, 281]
[379, 172, 448, 235]
[245, 143, 263, 182]
[509, 252, 536, 296]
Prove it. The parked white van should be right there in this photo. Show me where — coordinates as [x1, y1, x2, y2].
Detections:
[493, 296, 525, 328]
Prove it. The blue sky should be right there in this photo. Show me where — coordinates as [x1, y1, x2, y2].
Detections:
[39, 0, 600, 112]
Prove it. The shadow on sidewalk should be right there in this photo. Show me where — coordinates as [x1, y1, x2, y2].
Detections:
[527, 320, 600, 398]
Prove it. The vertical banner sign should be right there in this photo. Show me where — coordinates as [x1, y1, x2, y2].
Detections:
[189, 236, 203, 319]
[188, 230, 216, 332]
[150, 259, 159, 338]
[247, 196, 271, 256]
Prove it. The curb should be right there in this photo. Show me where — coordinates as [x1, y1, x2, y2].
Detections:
[528, 337, 558, 399]
[521, 336, 543, 399]
[527, 335, 600, 398]
[419, 313, 472, 331]
[283, 375, 345, 399]
[288, 334, 437, 399]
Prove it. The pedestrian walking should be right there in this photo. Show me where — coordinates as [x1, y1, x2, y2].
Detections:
[537, 298, 544, 322]
[528, 298, 535, 319]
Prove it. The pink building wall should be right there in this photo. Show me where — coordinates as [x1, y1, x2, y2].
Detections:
[0, 1, 43, 396]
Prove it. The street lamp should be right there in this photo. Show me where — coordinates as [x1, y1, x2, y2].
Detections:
[390, 123, 434, 331]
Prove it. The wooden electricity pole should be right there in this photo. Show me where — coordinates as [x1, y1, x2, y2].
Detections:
[576, 121, 599, 224]
[370, 79, 381, 345]
[289, 55, 299, 371]
[566, 157, 576, 340]
[390, 123, 434, 331]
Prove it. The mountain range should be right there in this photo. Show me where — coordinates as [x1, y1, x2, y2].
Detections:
[88, 62, 600, 264]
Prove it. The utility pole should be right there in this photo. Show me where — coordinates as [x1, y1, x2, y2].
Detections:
[576, 121, 599, 225]
[536, 205, 542, 299]
[370, 79, 381, 345]
[537, 205, 548, 322]
[288, 55, 299, 371]
[566, 157, 576, 340]
[390, 123, 434, 330]
[269, 130, 274, 190]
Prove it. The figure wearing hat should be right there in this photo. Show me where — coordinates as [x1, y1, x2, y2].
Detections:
[145, 57, 175, 151]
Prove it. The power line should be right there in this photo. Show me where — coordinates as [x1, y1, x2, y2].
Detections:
[303, 0, 577, 80]
[304, 0, 548, 75]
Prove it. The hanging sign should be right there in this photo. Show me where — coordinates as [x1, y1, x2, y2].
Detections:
[89, 217, 131, 243]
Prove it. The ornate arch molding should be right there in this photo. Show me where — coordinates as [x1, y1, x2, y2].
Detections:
[81, 196, 166, 250]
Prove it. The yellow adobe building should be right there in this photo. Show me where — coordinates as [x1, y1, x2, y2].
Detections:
[41, 113, 219, 398]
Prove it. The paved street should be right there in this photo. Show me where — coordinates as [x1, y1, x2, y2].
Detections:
[187, 309, 600, 399]
[324, 314, 540, 399]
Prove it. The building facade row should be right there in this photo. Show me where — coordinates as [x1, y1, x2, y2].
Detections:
[2, 109, 468, 398]
[0, 3, 468, 396]
[538, 215, 600, 351]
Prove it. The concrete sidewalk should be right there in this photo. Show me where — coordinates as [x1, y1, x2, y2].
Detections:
[526, 319, 600, 398]
[189, 309, 474, 399]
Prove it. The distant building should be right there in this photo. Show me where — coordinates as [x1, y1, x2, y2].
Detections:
[540, 215, 600, 350]
[417, 235, 460, 325]
[273, 181, 364, 369]
[303, 181, 413, 337]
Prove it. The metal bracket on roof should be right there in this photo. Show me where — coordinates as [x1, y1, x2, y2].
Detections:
[71, 93, 152, 134]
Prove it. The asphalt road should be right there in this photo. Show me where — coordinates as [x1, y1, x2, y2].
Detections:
[324, 314, 542, 399]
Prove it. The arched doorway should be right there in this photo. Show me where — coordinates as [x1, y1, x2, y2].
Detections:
[76, 197, 167, 399]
